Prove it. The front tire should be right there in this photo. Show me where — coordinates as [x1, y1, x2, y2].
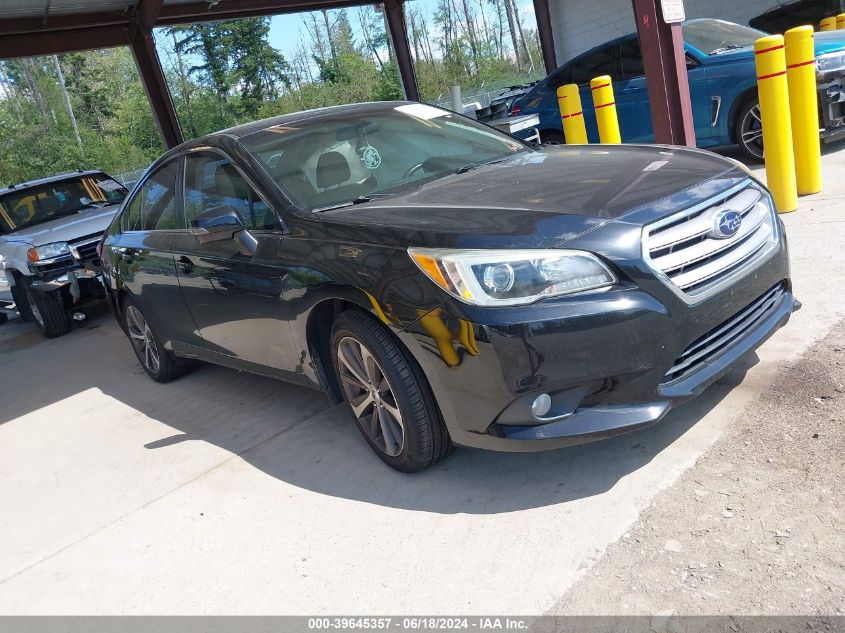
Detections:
[25, 285, 71, 338]
[331, 310, 451, 472]
[123, 297, 189, 382]
[736, 97, 764, 162]
[10, 274, 34, 322]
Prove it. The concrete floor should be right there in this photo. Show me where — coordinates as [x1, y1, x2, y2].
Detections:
[0, 146, 843, 615]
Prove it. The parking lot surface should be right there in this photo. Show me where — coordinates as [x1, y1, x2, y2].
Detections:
[1, 147, 844, 614]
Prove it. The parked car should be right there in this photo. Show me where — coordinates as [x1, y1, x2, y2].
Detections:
[0, 171, 128, 337]
[749, 0, 845, 34]
[475, 82, 538, 123]
[101, 101, 793, 472]
[509, 18, 845, 159]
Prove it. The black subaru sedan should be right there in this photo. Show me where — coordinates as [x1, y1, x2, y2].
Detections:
[100, 101, 792, 472]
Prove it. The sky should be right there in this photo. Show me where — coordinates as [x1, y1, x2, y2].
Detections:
[154, 0, 538, 85]
[262, 0, 537, 62]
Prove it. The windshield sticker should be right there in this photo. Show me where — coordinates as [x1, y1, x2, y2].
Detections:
[360, 145, 382, 170]
[79, 196, 91, 206]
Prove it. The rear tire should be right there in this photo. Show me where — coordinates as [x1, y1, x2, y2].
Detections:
[123, 296, 190, 383]
[331, 310, 451, 472]
[25, 285, 71, 338]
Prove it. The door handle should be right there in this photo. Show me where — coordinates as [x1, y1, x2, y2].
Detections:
[177, 256, 195, 275]
[622, 86, 642, 94]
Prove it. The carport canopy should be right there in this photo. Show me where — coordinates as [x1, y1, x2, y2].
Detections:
[0, 0, 694, 148]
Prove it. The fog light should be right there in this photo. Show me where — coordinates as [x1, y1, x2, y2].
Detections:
[531, 393, 552, 418]
[71, 312, 87, 322]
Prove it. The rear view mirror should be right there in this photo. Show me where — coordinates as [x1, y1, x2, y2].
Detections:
[191, 205, 257, 255]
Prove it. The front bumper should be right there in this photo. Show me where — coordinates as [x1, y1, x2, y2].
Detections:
[399, 234, 791, 452]
[819, 70, 845, 140]
[29, 267, 105, 306]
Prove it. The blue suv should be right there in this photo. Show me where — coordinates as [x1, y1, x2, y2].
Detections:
[510, 19, 845, 159]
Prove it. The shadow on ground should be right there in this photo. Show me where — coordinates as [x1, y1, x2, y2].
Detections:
[0, 303, 755, 515]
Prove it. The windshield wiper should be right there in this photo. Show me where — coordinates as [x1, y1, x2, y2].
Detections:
[710, 44, 747, 55]
[455, 162, 483, 174]
[455, 157, 509, 174]
[312, 193, 392, 213]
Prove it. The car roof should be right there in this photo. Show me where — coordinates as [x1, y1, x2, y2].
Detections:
[3, 170, 111, 194]
[561, 17, 733, 67]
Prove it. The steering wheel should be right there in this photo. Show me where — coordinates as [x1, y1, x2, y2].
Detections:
[403, 162, 427, 179]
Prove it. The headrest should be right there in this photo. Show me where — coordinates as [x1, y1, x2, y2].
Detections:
[316, 151, 351, 189]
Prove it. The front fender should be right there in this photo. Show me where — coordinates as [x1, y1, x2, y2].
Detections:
[0, 241, 33, 283]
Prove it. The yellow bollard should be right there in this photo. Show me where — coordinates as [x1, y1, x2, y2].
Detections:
[838, 13, 845, 29]
[785, 26, 822, 195]
[590, 75, 621, 144]
[556, 84, 588, 144]
[754, 35, 798, 213]
[819, 17, 836, 31]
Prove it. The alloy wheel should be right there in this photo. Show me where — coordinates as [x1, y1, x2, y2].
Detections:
[336, 336, 405, 457]
[126, 305, 161, 375]
[740, 104, 764, 160]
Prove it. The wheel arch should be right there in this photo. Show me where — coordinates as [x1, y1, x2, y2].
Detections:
[303, 288, 429, 404]
[728, 87, 758, 144]
[304, 295, 385, 404]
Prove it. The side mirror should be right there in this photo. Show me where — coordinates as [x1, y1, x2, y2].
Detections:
[192, 205, 244, 242]
[191, 205, 257, 256]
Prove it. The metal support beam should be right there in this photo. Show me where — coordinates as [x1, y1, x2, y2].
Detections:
[631, 0, 695, 146]
[383, 0, 420, 102]
[532, 0, 557, 74]
[0, 26, 129, 58]
[128, 0, 183, 148]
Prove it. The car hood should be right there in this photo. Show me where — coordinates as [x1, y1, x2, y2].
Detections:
[320, 145, 744, 249]
[1, 204, 119, 246]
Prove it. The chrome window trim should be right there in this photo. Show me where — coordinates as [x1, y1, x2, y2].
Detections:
[642, 178, 780, 305]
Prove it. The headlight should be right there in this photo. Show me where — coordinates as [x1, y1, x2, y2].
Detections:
[816, 51, 845, 74]
[409, 248, 616, 306]
[27, 242, 71, 263]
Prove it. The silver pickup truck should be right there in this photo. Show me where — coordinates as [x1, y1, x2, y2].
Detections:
[0, 170, 128, 337]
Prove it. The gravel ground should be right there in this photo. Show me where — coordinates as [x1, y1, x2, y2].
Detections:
[551, 319, 845, 616]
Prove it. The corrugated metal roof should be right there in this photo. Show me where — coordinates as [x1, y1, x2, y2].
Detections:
[0, 0, 194, 20]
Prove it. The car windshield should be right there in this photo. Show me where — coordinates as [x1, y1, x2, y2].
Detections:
[240, 103, 529, 212]
[0, 173, 127, 234]
[683, 19, 767, 55]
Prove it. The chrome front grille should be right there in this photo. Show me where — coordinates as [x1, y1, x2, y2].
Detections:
[662, 282, 786, 383]
[644, 181, 778, 300]
[69, 233, 103, 265]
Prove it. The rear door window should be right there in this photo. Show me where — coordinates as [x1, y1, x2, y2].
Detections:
[619, 39, 645, 79]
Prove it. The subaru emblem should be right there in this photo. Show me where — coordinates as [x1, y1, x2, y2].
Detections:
[712, 209, 742, 239]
